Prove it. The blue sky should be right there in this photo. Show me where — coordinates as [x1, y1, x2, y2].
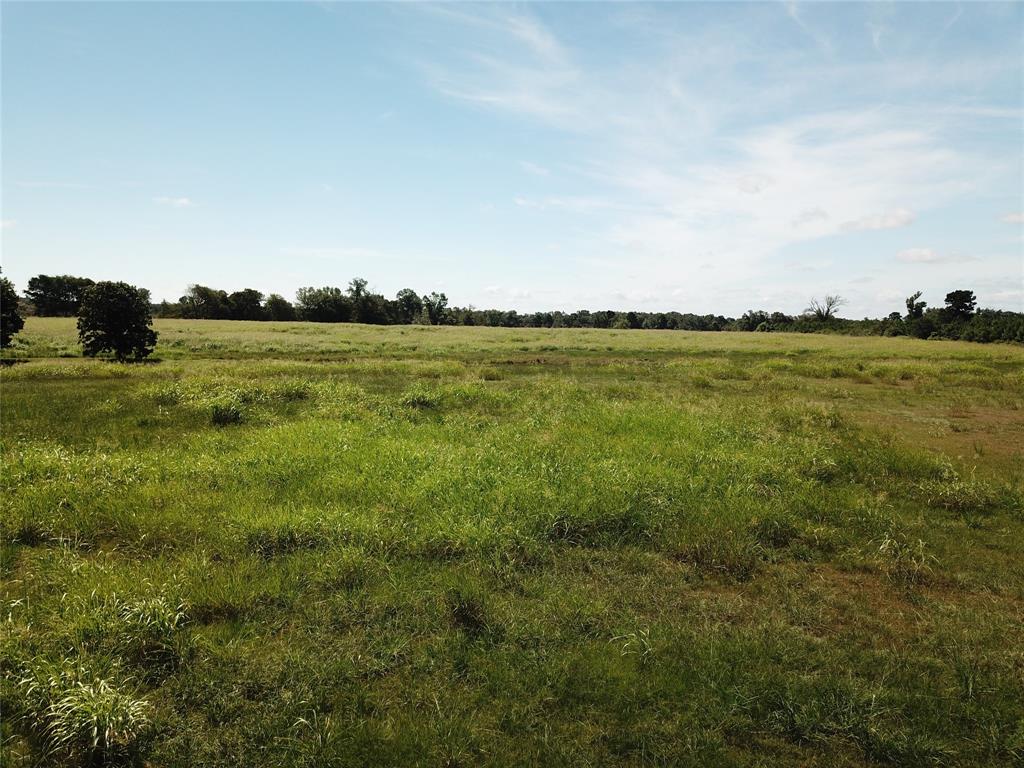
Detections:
[2, 1, 1021, 316]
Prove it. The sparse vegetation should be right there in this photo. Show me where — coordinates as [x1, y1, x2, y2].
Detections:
[2, 318, 1022, 766]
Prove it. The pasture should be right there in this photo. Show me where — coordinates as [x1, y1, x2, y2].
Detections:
[2, 318, 1023, 766]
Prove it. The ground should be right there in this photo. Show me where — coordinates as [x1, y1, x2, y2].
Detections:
[2, 318, 1023, 767]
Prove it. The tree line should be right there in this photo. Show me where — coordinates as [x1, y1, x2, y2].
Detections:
[2, 274, 1023, 356]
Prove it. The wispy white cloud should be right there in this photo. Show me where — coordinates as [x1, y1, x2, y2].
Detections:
[514, 195, 634, 214]
[519, 161, 550, 177]
[1002, 212, 1024, 224]
[842, 208, 915, 231]
[867, 22, 887, 54]
[0, 219, 15, 229]
[154, 196, 194, 208]
[792, 208, 829, 227]
[414, 4, 1010, 316]
[784, 1, 835, 57]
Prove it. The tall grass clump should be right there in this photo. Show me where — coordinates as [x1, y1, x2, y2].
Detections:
[17, 660, 151, 764]
[209, 395, 245, 426]
[876, 531, 935, 587]
[107, 594, 191, 673]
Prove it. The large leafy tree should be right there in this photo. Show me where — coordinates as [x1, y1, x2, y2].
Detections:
[295, 286, 351, 322]
[179, 284, 230, 319]
[394, 288, 422, 324]
[77, 282, 158, 361]
[264, 293, 296, 321]
[1, 274, 25, 347]
[228, 289, 266, 320]
[944, 290, 977, 320]
[422, 292, 449, 325]
[24, 274, 94, 316]
[905, 291, 926, 320]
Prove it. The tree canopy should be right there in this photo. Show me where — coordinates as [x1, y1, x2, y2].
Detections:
[25, 274, 95, 316]
[1, 275, 25, 347]
[77, 282, 158, 361]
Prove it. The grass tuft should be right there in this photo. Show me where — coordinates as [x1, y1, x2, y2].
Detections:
[17, 659, 151, 764]
[876, 531, 935, 587]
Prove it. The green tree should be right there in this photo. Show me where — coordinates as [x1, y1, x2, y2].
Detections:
[346, 278, 389, 324]
[295, 286, 351, 322]
[77, 282, 158, 361]
[25, 274, 95, 316]
[736, 310, 769, 331]
[422, 292, 449, 325]
[499, 309, 520, 328]
[347, 278, 368, 300]
[228, 288, 266, 320]
[265, 293, 296, 321]
[394, 288, 423, 324]
[905, 291, 926, 320]
[805, 295, 845, 321]
[155, 300, 183, 318]
[180, 285, 230, 319]
[944, 290, 976, 320]
[1, 274, 26, 347]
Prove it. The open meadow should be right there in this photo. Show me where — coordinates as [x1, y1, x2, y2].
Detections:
[2, 318, 1023, 766]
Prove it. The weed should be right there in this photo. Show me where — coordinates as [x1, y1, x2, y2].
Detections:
[610, 627, 654, 665]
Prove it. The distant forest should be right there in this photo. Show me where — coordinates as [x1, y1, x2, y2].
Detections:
[15, 274, 1024, 343]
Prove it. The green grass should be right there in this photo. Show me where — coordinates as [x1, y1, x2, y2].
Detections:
[3, 318, 1023, 766]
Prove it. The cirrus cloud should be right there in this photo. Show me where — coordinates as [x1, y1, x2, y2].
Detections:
[841, 208, 915, 231]
[154, 196, 194, 208]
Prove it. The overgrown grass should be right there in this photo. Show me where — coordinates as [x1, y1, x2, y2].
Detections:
[2, 318, 1022, 766]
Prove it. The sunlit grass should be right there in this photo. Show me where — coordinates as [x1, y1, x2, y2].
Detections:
[2, 318, 1022, 766]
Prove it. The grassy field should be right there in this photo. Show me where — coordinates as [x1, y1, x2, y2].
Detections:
[2, 317, 1023, 767]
